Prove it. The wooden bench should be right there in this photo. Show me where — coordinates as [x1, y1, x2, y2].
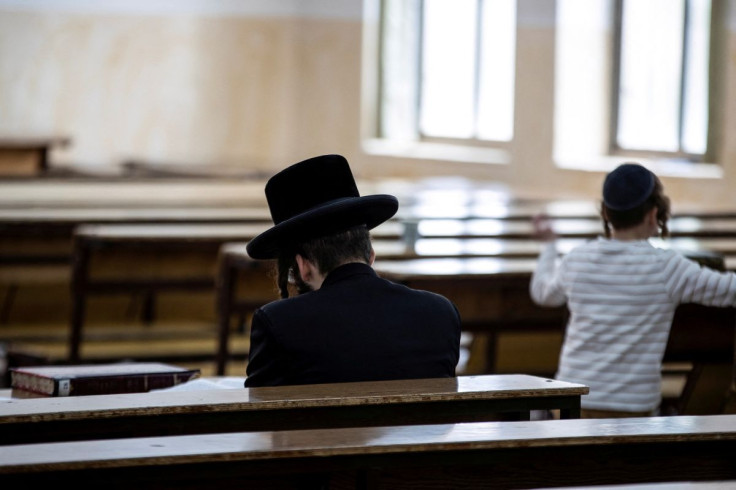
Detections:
[1, 414, 734, 488]
[0, 374, 588, 445]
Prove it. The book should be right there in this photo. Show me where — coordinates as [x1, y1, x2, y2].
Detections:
[10, 362, 201, 398]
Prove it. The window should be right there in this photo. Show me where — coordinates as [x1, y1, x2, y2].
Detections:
[379, 0, 517, 146]
[554, 0, 725, 168]
[612, 0, 713, 160]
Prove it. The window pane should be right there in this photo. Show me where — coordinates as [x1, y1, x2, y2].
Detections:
[477, 0, 516, 141]
[380, 0, 421, 140]
[554, 0, 610, 160]
[618, 0, 684, 152]
[682, 0, 711, 154]
[420, 0, 477, 138]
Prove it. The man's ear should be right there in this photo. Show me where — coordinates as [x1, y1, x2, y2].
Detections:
[368, 248, 376, 265]
[295, 254, 314, 282]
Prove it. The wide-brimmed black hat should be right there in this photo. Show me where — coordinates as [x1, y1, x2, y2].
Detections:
[602, 163, 655, 211]
[246, 154, 399, 259]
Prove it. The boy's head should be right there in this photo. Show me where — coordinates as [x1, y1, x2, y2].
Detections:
[601, 163, 670, 238]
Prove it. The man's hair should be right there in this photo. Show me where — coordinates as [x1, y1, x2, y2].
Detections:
[274, 225, 372, 298]
[601, 176, 671, 238]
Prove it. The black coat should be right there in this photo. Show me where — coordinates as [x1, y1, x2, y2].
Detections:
[245, 262, 462, 387]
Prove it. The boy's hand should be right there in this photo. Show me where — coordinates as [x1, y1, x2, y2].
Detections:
[533, 213, 556, 242]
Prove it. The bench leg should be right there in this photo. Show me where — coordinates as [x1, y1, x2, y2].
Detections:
[142, 291, 156, 326]
[215, 259, 236, 376]
[558, 397, 582, 419]
[69, 241, 90, 363]
[0, 283, 17, 324]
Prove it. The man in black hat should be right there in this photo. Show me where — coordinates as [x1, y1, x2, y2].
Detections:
[244, 154, 462, 387]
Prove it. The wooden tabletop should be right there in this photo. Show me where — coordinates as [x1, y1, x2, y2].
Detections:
[0, 179, 268, 208]
[0, 375, 589, 445]
[0, 136, 71, 150]
[373, 237, 731, 279]
[0, 374, 587, 421]
[216, 237, 736, 266]
[0, 207, 272, 224]
[1, 414, 734, 473]
[416, 217, 736, 239]
[374, 257, 541, 280]
[1, 177, 735, 219]
[73, 221, 404, 243]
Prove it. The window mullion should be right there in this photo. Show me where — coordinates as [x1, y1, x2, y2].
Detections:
[678, 0, 690, 154]
[609, 0, 624, 154]
[416, 0, 426, 138]
[472, 0, 483, 139]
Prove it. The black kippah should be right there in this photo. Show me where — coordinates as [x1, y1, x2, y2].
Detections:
[602, 163, 655, 211]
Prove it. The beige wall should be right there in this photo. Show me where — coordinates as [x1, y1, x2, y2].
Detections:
[1, 0, 735, 208]
[0, 11, 301, 170]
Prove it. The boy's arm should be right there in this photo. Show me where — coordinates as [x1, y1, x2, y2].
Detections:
[530, 241, 567, 307]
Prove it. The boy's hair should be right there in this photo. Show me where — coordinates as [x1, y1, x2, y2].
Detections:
[275, 225, 372, 298]
[601, 175, 671, 238]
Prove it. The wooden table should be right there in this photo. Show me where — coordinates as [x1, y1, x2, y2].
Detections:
[215, 239, 577, 374]
[213, 238, 733, 375]
[68, 222, 403, 363]
[0, 181, 274, 324]
[0, 374, 588, 445]
[373, 255, 736, 415]
[0, 207, 273, 272]
[1, 415, 734, 488]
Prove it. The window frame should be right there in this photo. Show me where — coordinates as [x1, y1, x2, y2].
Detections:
[608, 0, 719, 163]
[377, 0, 516, 150]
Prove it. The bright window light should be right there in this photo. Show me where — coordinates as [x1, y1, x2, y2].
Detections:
[420, 0, 477, 138]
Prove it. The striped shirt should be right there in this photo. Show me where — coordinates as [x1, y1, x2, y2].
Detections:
[530, 237, 736, 412]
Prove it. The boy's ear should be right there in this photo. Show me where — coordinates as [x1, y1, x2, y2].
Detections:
[648, 206, 659, 224]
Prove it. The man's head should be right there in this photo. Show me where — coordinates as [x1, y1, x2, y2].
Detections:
[247, 154, 398, 297]
[600, 162, 671, 238]
[276, 225, 374, 298]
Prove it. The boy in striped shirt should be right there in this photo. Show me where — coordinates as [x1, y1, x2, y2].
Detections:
[531, 163, 736, 417]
